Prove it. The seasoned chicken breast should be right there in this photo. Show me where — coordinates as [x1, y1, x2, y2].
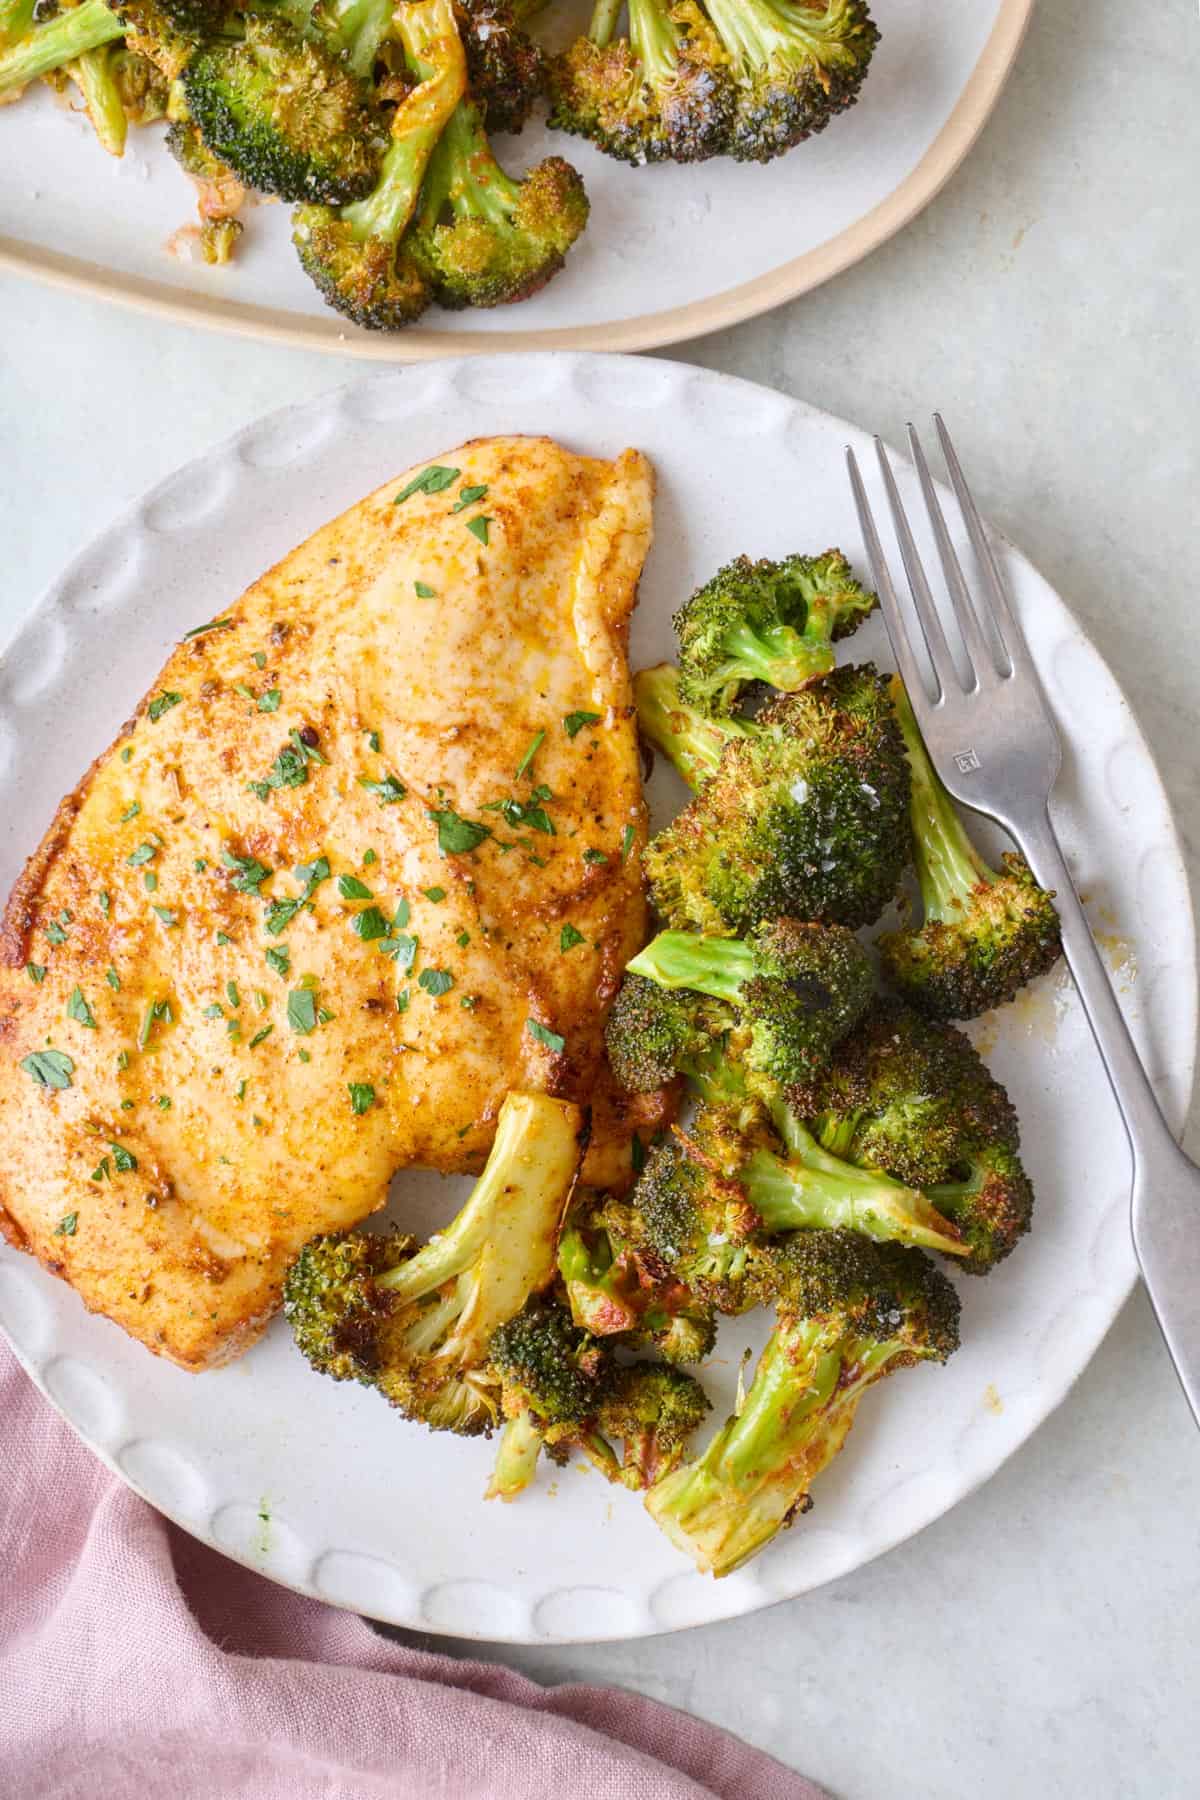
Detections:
[0, 437, 654, 1370]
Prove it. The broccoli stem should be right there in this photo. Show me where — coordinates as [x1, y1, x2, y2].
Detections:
[634, 664, 747, 790]
[626, 930, 757, 1007]
[72, 44, 127, 156]
[317, 0, 391, 76]
[629, 0, 680, 87]
[0, 0, 123, 95]
[891, 675, 994, 920]
[376, 1090, 581, 1359]
[742, 1143, 967, 1258]
[418, 98, 521, 231]
[342, 0, 465, 243]
[0, 0, 36, 49]
[588, 0, 623, 48]
[647, 1322, 901, 1576]
[485, 1411, 544, 1501]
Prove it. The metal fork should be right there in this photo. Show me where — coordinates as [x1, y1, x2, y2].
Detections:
[847, 417, 1200, 1427]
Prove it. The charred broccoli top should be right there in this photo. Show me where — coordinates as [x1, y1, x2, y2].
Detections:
[645, 663, 911, 934]
[623, 917, 874, 1089]
[645, 1228, 959, 1577]
[183, 14, 385, 204]
[702, 0, 879, 163]
[878, 677, 1061, 1019]
[458, 0, 545, 134]
[673, 549, 877, 716]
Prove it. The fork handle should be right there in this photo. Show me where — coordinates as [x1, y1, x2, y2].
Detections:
[1018, 806, 1200, 1425]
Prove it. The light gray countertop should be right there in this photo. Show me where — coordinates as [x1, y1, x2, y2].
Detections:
[2, 1, 1198, 1794]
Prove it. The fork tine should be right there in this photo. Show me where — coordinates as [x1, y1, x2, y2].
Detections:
[845, 446, 935, 705]
[907, 423, 1001, 685]
[934, 414, 1034, 677]
[874, 437, 966, 696]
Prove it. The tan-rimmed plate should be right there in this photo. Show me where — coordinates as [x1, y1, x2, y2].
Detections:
[0, 1, 1032, 357]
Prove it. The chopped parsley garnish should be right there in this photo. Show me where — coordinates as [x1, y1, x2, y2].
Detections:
[465, 515, 491, 546]
[348, 1083, 375, 1116]
[287, 989, 317, 1035]
[235, 683, 256, 703]
[290, 728, 328, 766]
[67, 987, 97, 1029]
[183, 616, 234, 640]
[358, 774, 406, 806]
[235, 1079, 247, 1100]
[414, 581, 436, 599]
[216, 931, 233, 947]
[21, 1047, 75, 1090]
[265, 946, 290, 978]
[117, 1050, 129, 1071]
[138, 998, 172, 1050]
[460, 994, 479, 1011]
[338, 875, 373, 900]
[153, 907, 178, 927]
[223, 850, 272, 894]
[120, 746, 133, 763]
[148, 691, 182, 722]
[91, 1159, 110, 1183]
[451, 483, 489, 514]
[155, 1095, 171, 1110]
[298, 1049, 311, 1064]
[559, 924, 585, 952]
[422, 886, 445, 903]
[489, 796, 554, 835]
[429, 808, 490, 855]
[143, 872, 157, 893]
[54, 1212, 78, 1236]
[418, 968, 453, 998]
[194, 860, 206, 874]
[110, 1143, 137, 1173]
[582, 848, 609, 865]
[621, 824, 636, 862]
[382, 933, 418, 971]
[45, 921, 68, 946]
[351, 906, 390, 942]
[392, 898, 410, 930]
[264, 898, 301, 936]
[249, 1024, 274, 1049]
[226, 981, 240, 1008]
[396, 988, 410, 1013]
[258, 689, 282, 713]
[127, 842, 156, 868]
[26, 963, 46, 984]
[253, 651, 267, 669]
[120, 801, 141, 823]
[514, 730, 544, 782]
[456, 930, 470, 948]
[394, 464, 460, 505]
[363, 849, 378, 866]
[295, 856, 331, 899]
[251, 746, 305, 799]
[525, 1018, 565, 1054]
[365, 730, 381, 754]
[203, 1003, 225, 1019]
[106, 968, 120, 990]
[98, 891, 111, 916]
[563, 711, 602, 739]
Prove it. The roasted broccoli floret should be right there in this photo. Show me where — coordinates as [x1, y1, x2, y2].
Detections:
[110, 0, 215, 79]
[486, 1297, 709, 1498]
[701, 0, 879, 164]
[284, 1091, 582, 1433]
[634, 663, 749, 792]
[798, 998, 1020, 1187]
[625, 918, 874, 1090]
[110, 42, 169, 121]
[558, 1196, 718, 1362]
[674, 549, 877, 717]
[878, 677, 1061, 1020]
[645, 1229, 959, 1576]
[550, 0, 876, 168]
[292, 0, 466, 328]
[406, 93, 589, 308]
[183, 14, 384, 203]
[0, 0, 122, 99]
[458, 0, 545, 133]
[624, 1138, 775, 1316]
[603, 969, 727, 1095]
[646, 664, 911, 934]
[548, 0, 733, 166]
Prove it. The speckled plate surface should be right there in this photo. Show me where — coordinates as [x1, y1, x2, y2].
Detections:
[0, 1, 1033, 357]
[1, 354, 1193, 1644]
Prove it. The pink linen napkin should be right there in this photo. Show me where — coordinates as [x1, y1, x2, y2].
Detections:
[0, 1340, 821, 1800]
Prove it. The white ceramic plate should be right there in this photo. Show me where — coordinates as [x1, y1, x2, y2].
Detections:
[0, 1, 1033, 357]
[1, 354, 1193, 1645]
